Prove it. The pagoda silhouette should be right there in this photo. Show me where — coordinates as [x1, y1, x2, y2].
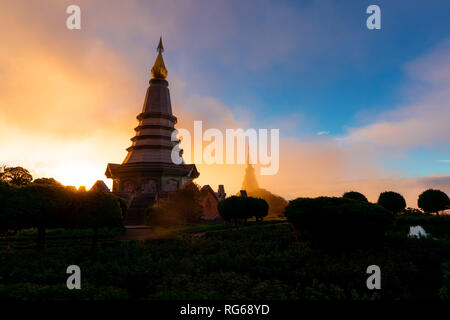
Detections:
[241, 150, 259, 192]
[239, 149, 288, 217]
[105, 38, 199, 225]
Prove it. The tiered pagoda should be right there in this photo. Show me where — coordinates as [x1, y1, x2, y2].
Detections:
[241, 150, 259, 192]
[105, 38, 199, 224]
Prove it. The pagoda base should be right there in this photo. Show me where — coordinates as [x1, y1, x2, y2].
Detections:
[105, 162, 199, 225]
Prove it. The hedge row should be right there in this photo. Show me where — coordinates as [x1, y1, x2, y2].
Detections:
[285, 197, 393, 250]
[0, 182, 125, 248]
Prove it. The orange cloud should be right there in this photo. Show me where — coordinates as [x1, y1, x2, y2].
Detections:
[0, 0, 448, 208]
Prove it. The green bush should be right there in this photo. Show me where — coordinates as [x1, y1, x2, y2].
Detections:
[284, 197, 393, 249]
[418, 189, 450, 215]
[218, 196, 269, 224]
[0, 283, 128, 300]
[251, 198, 269, 221]
[0, 223, 449, 300]
[0, 184, 124, 248]
[145, 183, 203, 227]
[343, 191, 368, 202]
[394, 215, 450, 239]
[218, 196, 246, 225]
[440, 262, 450, 300]
[377, 191, 406, 214]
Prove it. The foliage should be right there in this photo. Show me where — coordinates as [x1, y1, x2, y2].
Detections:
[285, 197, 393, 249]
[377, 191, 407, 214]
[244, 188, 288, 217]
[401, 207, 426, 216]
[0, 167, 33, 186]
[218, 196, 269, 224]
[0, 283, 128, 300]
[418, 189, 450, 215]
[0, 223, 449, 300]
[112, 195, 128, 221]
[394, 214, 450, 239]
[0, 184, 124, 248]
[146, 183, 204, 227]
[440, 262, 450, 300]
[32, 178, 63, 187]
[251, 197, 269, 221]
[342, 191, 368, 202]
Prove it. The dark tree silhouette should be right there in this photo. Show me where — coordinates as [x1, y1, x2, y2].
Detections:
[418, 189, 449, 216]
[343, 191, 368, 202]
[251, 198, 269, 221]
[218, 196, 268, 225]
[33, 177, 63, 186]
[285, 196, 393, 249]
[377, 191, 406, 214]
[0, 167, 33, 185]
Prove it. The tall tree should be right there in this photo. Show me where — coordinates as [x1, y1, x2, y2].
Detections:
[418, 189, 450, 216]
[0, 167, 33, 186]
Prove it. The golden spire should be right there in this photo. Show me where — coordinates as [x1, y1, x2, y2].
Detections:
[151, 36, 168, 79]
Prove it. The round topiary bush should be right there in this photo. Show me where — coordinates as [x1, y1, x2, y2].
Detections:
[418, 189, 449, 215]
[377, 191, 406, 214]
[218, 196, 269, 224]
[218, 196, 248, 225]
[342, 191, 368, 202]
[250, 198, 269, 221]
[284, 197, 393, 249]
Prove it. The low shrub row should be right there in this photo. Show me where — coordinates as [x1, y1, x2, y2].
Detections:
[285, 197, 393, 249]
[0, 182, 125, 248]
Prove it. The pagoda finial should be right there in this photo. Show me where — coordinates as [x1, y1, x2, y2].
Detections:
[157, 36, 164, 54]
[151, 37, 168, 79]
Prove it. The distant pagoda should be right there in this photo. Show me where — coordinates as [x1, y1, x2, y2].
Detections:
[241, 150, 259, 192]
[105, 38, 199, 225]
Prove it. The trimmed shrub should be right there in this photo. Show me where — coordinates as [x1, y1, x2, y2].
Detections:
[218, 196, 269, 225]
[244, 188, 288, 217]
[342, 191, 368, 202]
[284, 197, 393, 249]
[418, 189, 449, 215]
[252, 198, 269, 221]
[218, 196, 248, 225]
[0, 184, 124, 248]
[377, 191, 406, 214]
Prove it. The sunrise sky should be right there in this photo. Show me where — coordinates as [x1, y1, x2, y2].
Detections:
[0, 0, 449, 206]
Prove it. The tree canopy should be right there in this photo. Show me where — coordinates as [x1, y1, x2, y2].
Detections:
[0, 167, 33, 185]
[343, 191, 368, 202]
[418, 189, 449, 215]
[377, 191, 406, 214]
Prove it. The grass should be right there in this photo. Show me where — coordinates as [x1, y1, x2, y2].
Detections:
[0, 227, 124, 250]
[177, 216, 286, 234]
